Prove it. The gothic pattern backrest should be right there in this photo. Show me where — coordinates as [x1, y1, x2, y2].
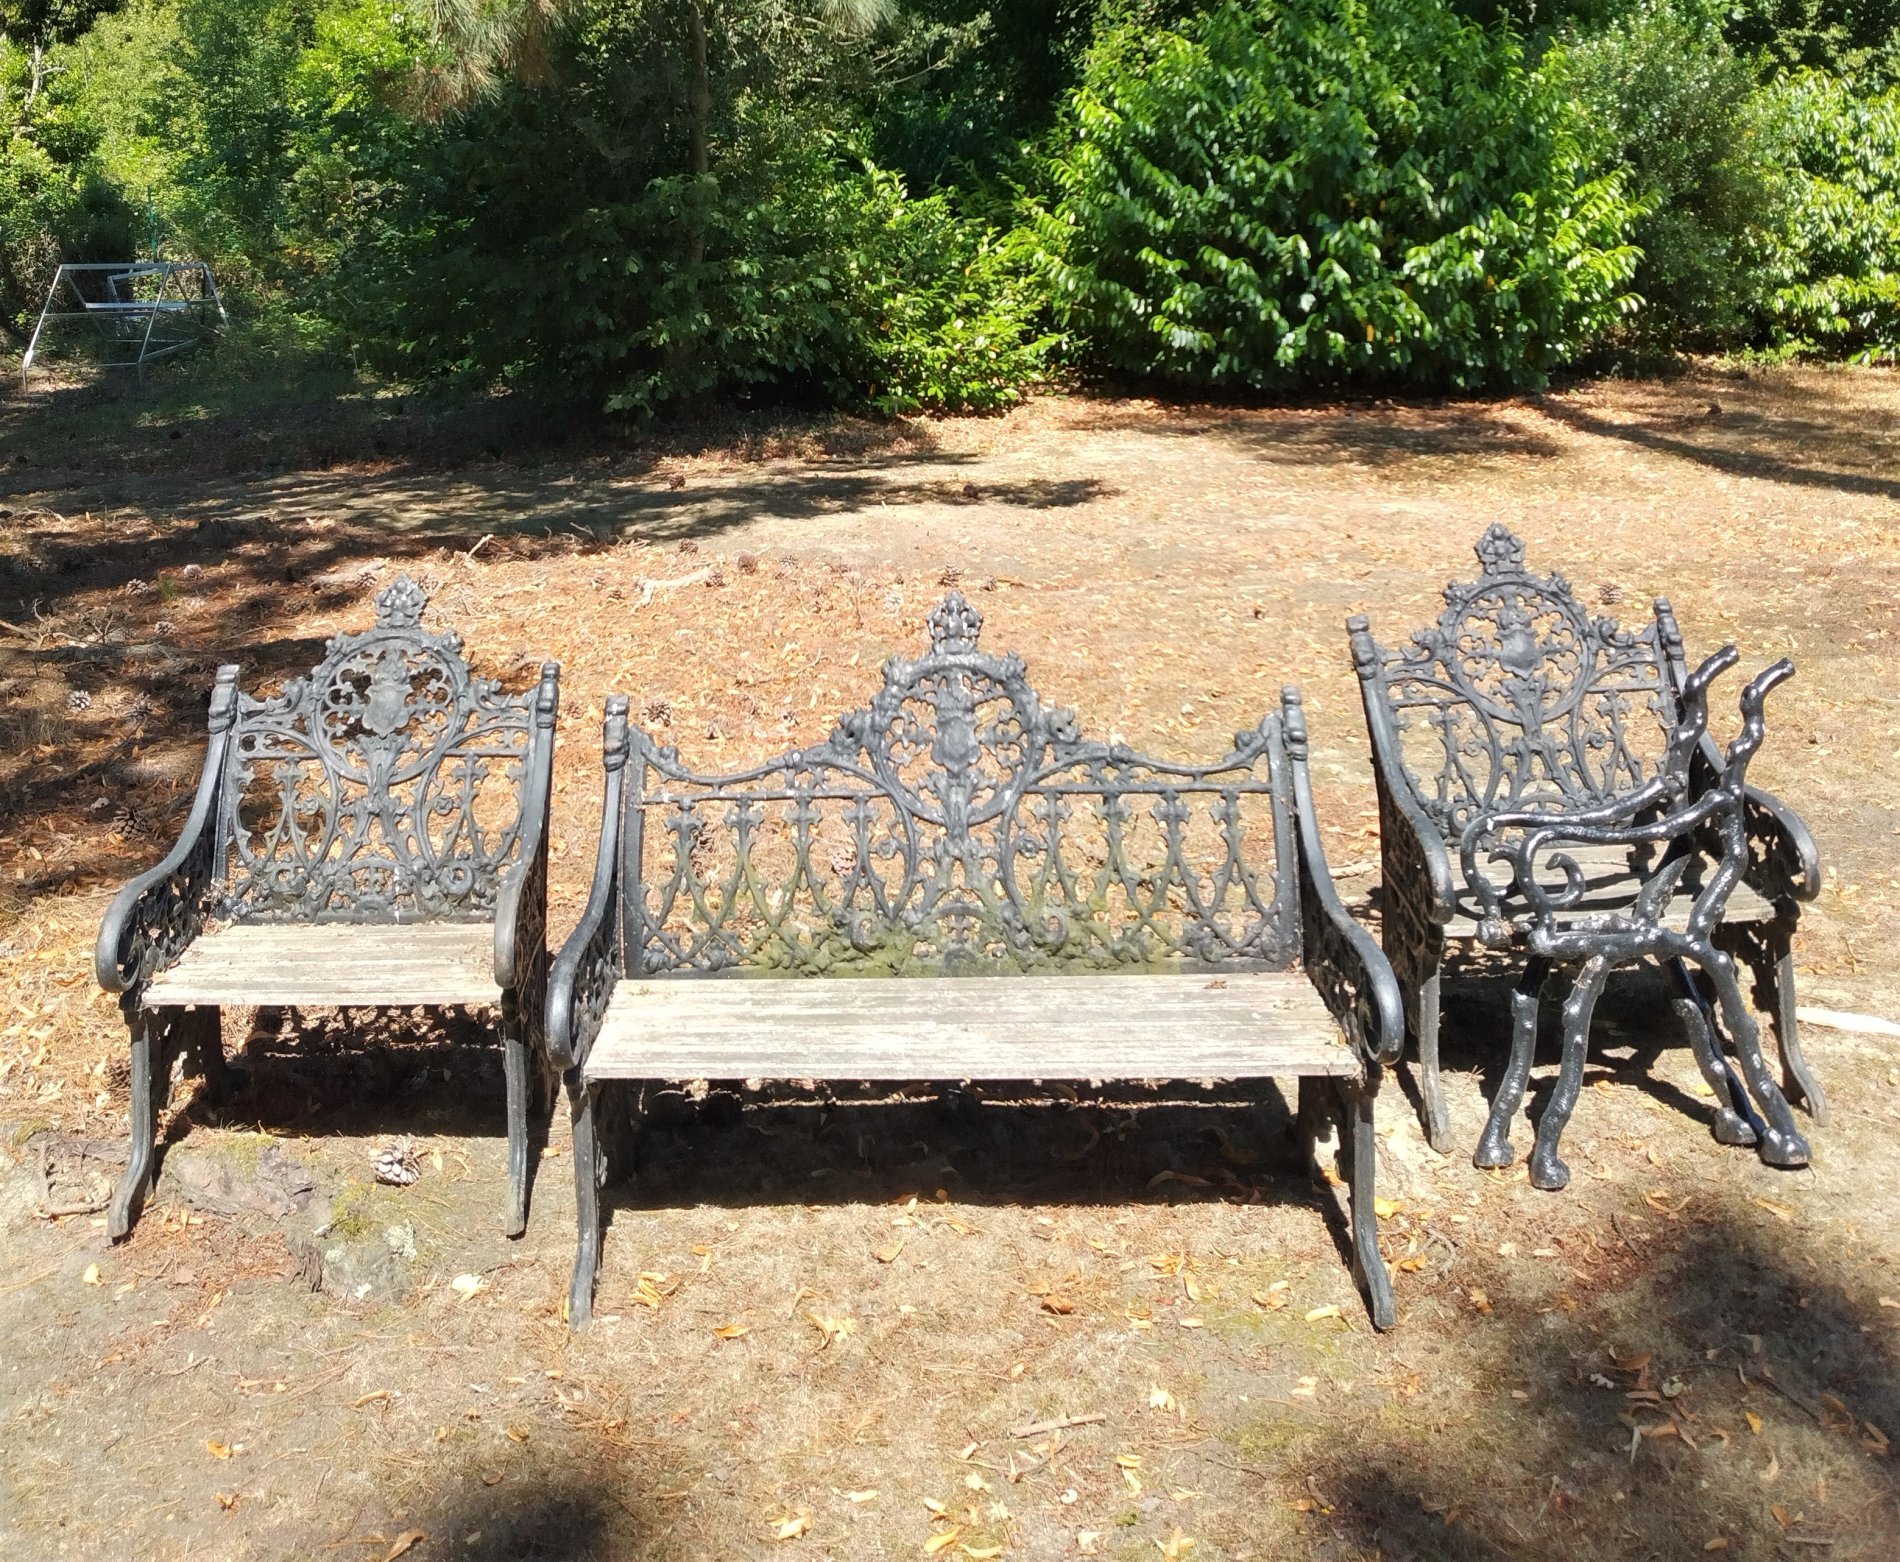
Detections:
[217, 577, 541, 922]
[622, 594, 1298, 977]
[1365, 526, 1684, 837]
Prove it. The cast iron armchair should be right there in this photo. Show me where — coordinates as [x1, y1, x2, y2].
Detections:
[1347, 525, 1822, 1156]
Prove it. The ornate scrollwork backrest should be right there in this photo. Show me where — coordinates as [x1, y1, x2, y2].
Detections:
[216, 577, 540, 922]
[1362, 526, 1682, 836]
[623, 593, 1298, 976]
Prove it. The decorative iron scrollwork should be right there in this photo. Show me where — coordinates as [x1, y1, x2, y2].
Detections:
[1365, 524, 1677, 833]
[220, 577, 537, 922]
[625, 594, 1300, 977]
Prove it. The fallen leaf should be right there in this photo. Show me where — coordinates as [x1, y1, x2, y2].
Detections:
[809, 1312, 856, 1348]
[1704, 1539, 1729, 1552]
[875, 1239, 906, 1264]
[1252, 1288, 1288, 1311]
[1304, 1305, 1341, 1324]
[1467, 1288, 1493, 1316]
[1752, 1197, 1796, 1224]
[1614, 1352, 1653, 1374]
[713, 1324, 750, 1340]
[481, 1471, 502, 1487]
[1760, 1451, 1781, 1484]
[215, 1492, 237, 1511]
[82, 1264, 101, 1286]
[772, 1511, 810, 1541]
[962, 1546, 1004, 1560]
[1745, 1411, 1763, 1435]
[924, 1527, 963, 1554]
[1041, 1296, 1075, 1316]
[381, 1531, 426, 1562]
[1291, 1376, 1319, 1399]
[1148, 1385, 1178, 1413]
[1373, 1197, 1404, 1219]
[844, 1489, 879, 1503]
[506, 1425, 530, 1443]
[1770, 1504, 1791, 1529]
[1157, 1528, 1197, 1560]
[450, 1273, 486, 1300]
[205, 1441, 232, 1459]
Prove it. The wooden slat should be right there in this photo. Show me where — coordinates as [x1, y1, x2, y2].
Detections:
[1446, 842, 1775, 939]
[145, 922, 501, 1008]
[584, 971, 1357, 1083]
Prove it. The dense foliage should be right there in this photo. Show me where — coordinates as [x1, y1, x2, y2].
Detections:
[4, 0, 1900, 404]
[1037, 0, 1642, 389]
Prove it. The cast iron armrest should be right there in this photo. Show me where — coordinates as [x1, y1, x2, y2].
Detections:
[1346, 615, 1457, 927]
[547, 697, 630, 1071]
[493, 663, 561, 993]
[1283, 688, 1405, 1068]
[94, 665, 240, 994]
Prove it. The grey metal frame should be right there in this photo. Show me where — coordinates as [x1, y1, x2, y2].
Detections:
[549, 594, 1404, 1329]
[1348, 525, 1823, 1161]
[95, 578, 560, 1238]
[22, 261, 228, 384]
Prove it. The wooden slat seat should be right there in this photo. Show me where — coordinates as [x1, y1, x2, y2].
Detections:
[1444, 842, 1775, 940]
[144, 923, 502, 1009]
[585, 971, 1356, 1083]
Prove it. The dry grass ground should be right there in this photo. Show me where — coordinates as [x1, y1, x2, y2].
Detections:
[0, 363, 1896, 1561]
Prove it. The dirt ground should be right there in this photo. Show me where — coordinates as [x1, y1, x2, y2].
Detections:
[1, 363, 1897, 1561]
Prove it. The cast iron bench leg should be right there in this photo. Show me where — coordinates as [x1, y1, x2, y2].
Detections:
[568, 1077, 604, 1327]
[1476, 955, 1548, 1170]
[1771, 936, 1828, 1124]
[502, 996, 532, 1238]
[1668, 960, 1757, 1146]
[1413, 969, 1452, 1154]
[1529, 955, 1611, 1192]
[1705, 950, 1810, 1168]
[109, 1007, 176, 1241]
[1298, 1076, 1395, 1331]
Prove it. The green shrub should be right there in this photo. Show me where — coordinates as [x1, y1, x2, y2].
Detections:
[1562, 0, 1777, 346]
[1036, 0, 1644, 391]
[1754, 69, 1900, 356]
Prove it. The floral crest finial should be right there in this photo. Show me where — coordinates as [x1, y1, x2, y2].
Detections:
[1473, 524, 1528, 576]
[926, 591, 984, 651]
[375, 575, 429, 629]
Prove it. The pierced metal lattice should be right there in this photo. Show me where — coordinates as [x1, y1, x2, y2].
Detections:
[1367, 525, 1681, 833]
[623, 593, 1298, 976]
[218, 577, 536, 922]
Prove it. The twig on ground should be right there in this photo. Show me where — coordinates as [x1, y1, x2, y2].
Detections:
[1008, 1412, 1104, 1439]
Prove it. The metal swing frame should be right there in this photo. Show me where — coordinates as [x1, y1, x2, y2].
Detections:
[21, 261, 228, 384]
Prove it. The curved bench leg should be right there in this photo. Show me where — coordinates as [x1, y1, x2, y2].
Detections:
[1412, 969, 1452, 1155]
[568, 1077, 603, 1328]
[502, 999, 532, 1239]
[1771, 938, 1828, 1125]
[1707, 950, 1809, 1169]
[110, 1006, 177, 1241]
[1530, 955, 1608, 1192]
[1476, 956, 1547, 1169]
[1669, 959, 1756, 1146]
[1338, 1077, 1395, 1330]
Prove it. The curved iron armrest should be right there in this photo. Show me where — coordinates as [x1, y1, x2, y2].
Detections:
[1346, 616, 1457, 927]
[547, 697, 631, 1071]
[1459, 650, 1795, 945]
[493, 664, 561, 994]
[94, 666, 240, 995]
[1283, 689, 1405, 1068]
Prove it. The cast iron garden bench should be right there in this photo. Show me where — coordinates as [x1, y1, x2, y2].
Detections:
[1347, 525, 1824, 1174]
[95, 577, 560, 1239]
[548, 593, 1404, 1329]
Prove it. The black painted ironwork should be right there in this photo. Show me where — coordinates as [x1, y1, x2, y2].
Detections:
[96, 578, 561, 1238]
[551, 595, 1401, 1330]
[1349, 527, 1825, 1164]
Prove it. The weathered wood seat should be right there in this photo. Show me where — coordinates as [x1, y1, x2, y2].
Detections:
[1348, 525, 1823, 1161]
[95, 577, 560, 1239]
[549, 593, 1404, 1329]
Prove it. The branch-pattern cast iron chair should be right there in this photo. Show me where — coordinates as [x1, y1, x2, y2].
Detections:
[1347, 526, 1823, 1157]
[1459, 646, 1811, 1187]
[549, 594, 1404, 1328]
[95, 578, 560, 1239]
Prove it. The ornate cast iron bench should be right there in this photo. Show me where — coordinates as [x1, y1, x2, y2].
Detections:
[1348, 525, 1823, 1164]
[95, 578, 560, 1240]
[549, 594, 1404, 1329]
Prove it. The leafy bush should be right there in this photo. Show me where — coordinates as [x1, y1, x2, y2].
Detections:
[1036, 0, 1644, 391]
[1753, 69, 1900, 356]
[1563, 0, 1777, 345]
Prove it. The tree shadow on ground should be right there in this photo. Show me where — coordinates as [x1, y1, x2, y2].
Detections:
[1536, 382, 1900, 504]
[1300, 1211, 1899, 1560]
[338, 1464, 638, 1562]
